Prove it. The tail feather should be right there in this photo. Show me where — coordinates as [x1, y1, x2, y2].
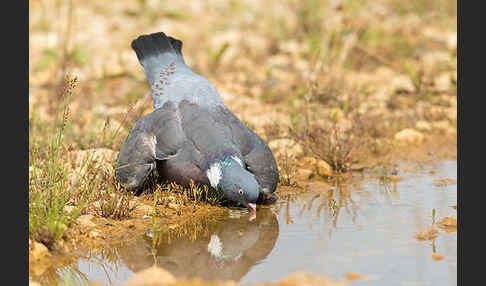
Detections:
[167, 36, 183, 55]
[167, 36, 185, 64]
[131, 32, 176, 64]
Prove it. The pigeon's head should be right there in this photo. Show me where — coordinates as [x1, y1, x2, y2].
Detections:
[206, 156, 259, 212]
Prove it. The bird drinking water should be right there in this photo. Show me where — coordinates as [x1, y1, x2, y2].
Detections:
[115, 32, 279, 212]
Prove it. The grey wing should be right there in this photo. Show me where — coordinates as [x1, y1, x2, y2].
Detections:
[212, 106, 279, 196]
[243, 136, 279, 197]
[177, 100, 237, 156]
[115, 102, 186, 190]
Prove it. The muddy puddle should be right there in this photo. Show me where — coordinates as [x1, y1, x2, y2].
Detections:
[34, 160, 457, 286]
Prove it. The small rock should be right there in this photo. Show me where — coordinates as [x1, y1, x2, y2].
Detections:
[103, 54, 124, 76]
[63, 205, 74, 213]
[422, 51, 451, 72]
[29, 280, 41, 286]
[168, 203, 179, 209]
[92, 201, 101, 209]
[344, 272, 371, 280]
[434, 178, 456, 187]
[437, 216, 457, 231]
[269, 139, 304, 157]
[434, 73, 452, 92]
[451, 71, 457, 84]
[432, 120, 451, 132]
[316, 160, 333, 177]
[296, 156, 318, 168]
[76, 214, 96, 228]
[267, 54, 291, 68]
[390, 75, 415, 93]
[296, 156, 333, 177]
[387, 175, 403, 182]
[414, 227, 438, 241]
[128, 198, 139, 210]
[295, 169, 313, 180]
[432, 252, 446, 261]
[445, 127, 457, 137]
[415, 120, 432, 132]
[89, 230, 100, 238]
[445, 107, 457, 122]
[122, 266, 176, 286]
[29, 241, 52, 277]
[394, 128, 424, 145]
[29, 241, 51, 261]
[275, 271, 350, 286]
[446, 32, 457, 50]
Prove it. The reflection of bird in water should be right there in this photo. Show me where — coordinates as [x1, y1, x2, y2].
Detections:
[117, 209, 279, 282]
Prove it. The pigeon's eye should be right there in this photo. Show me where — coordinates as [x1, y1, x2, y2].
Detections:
[238, 189, 244, 195]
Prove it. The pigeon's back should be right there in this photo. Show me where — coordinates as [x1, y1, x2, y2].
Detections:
[131, 32, 224, 109]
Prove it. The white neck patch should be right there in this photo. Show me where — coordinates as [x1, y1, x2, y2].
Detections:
[206, 162, 222, 189]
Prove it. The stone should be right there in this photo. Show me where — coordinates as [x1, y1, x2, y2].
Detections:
[268, 139, 304, 158]
[296, 156, 319, 168]
[390, 75, 415, 93]
[432, 120, 451, 132]
[387, 175, 403, 182]
[434, 73, 452, 92]
[122, 266, 176, 286]
[434, 178, 456, 187]
[344, 272, 372, 280]
[272, 271, 350, 286]
[103, 54, 124, 76]
[267, 55, 291, 68]
[437, 216, 457, 229]
[29, 242, 52, 277]
[445, 107, 457, 122]
[29, 241, 51, 261]
[295, 169, 313, 181]
[445, 127, 457, 137]
[446, 32, 457, 50]
[415, 120, 432, 132]
[134, 204, 154, 217]
[92, 201, 101, 210]
[316, 160, 333, 177]
[76, 214, 96, 228]
[89, 230, 101, 238]
[296, 157, 333, 177]
[432, 252, 446, 261]
[394, 129, 424, 145]
[414, 227, 438, 241]
[422, 52, 451, 72]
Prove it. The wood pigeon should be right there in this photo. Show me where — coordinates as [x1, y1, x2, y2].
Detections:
[115, 32, 279, 212]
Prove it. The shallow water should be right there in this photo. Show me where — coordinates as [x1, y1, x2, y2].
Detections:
[40, 160, 457, 286]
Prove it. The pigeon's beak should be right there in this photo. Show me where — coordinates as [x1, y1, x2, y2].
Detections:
[247, 203, 257, 213]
